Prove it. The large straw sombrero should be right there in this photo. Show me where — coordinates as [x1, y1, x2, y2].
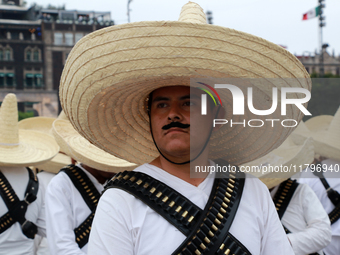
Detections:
[35, 153, 72, 174]
[0, 94, 59, 167]
[59, 2, 311, 165]
[18, 116, 56, 135]
[241, 136, 314, 189]
[52, 119, 137, 172]
[293, 107, 340, 161]
[18, 115, 72, 173]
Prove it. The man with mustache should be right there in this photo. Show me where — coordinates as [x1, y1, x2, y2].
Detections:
[59, 2, 311, 254]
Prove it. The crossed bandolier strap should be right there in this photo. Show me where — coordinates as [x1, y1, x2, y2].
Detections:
[105, 162, 250, 255]
[60, 164, 100, 248]
[312, 164, 340, 225]
[273, 179, 318, 255]
[0, 168, 38, 239]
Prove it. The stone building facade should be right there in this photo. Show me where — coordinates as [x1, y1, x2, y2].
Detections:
[0, 1, 113, 117]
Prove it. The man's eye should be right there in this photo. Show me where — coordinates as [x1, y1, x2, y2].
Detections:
[183, 101, 194, 106]
[156, 102, 168, 108]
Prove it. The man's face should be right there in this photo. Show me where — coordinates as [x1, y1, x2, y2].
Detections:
[149, 86, 217, 163]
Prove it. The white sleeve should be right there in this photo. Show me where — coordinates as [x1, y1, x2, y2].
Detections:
[88, 188, 134, 255]
[35, 187, 46, 238]
[45, 174, 86, 255]
[287, 184, 331, 255]
[35, 176, 47, 238]
[260, 184, 295, 255]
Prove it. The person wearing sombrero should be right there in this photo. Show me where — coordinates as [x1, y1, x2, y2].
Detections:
[0, 93, 59, 255]
[297, 107, 340, 255]
[244, 135, 331, 255]
[58, 2, 312, 254]
[43, 115, 136, 255]
[18, 113, 72, 255]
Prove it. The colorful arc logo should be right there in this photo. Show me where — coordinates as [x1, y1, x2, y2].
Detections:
[197, 82, 223, 106]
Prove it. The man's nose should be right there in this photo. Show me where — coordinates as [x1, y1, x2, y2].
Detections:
[167, 104, 182, 121]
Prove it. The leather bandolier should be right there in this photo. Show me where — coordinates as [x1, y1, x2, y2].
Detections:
[273, 179, 318, 255]
[0, 167, 39, 239]
[60, 164, 101, 249]
[104, 160, 251, 255]
[312, 165, 340, 225]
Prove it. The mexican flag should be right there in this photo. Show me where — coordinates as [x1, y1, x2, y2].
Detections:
[302, 6, 320, 20]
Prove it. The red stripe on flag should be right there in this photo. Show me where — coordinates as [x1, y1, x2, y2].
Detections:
[302, 13, 308, 20]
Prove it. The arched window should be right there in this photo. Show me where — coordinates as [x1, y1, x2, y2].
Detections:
[0, 49, 3, 60]
[26, 50, 32, 61]
[33, 50, 39, 61]
[5, 49, 11, 60]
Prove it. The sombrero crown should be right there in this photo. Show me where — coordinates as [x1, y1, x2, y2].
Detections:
[59, 2, 311, 165]
[0, 93, 59, 167]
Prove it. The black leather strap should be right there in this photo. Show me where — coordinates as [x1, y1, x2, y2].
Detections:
[274, 180, 318, 255]
[105, 170, 202, 236]
[173, 172, 248, 255]
[273, 179, 299, 220]
[328, 202, 340, 225]
[60, 164, 101, 248]
[105, 161, 250, 255]
[0, 168, 38, 239]
[312, 163, 340, 207]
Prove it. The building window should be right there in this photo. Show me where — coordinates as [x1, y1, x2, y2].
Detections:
[75, 33, 83, 43]
[65, 33, 73, 46]
[26, 74, 34, 88]
[26, 50, 32, 61]
[0, 73, 15, 87]
[0, 49, 3, 60]
[35, 74, 43, 88]
[5, 48, 12, 61]
[6, 73, 14, 87]
[25, 47, 41, 62]
[25, 73, 43, 88]
[54, 32, 63, 45]
[19, 32, 24, 40]
[0, 73, 4, 88]
[6, 32, 11, 40]
[33, 50, 39, 61]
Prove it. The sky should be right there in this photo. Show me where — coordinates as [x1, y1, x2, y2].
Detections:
[26, 0, 340, 56]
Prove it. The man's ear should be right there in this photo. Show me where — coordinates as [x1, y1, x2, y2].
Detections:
[213, 105, 226, 131]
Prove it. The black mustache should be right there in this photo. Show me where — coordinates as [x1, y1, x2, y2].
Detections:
[162, 122, 190, 130]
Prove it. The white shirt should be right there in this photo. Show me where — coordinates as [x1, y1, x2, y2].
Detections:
[45, 164, 104, 255]
[34, 171, 56, 255]
[299, 158, 340, 255]
[271, 182, 331, 255]
[0, 167, 46, 255]
[88, 163, 294, 255]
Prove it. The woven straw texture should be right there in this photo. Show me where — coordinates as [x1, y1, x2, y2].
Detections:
[242, 136, 314, 189]
[52, 119, 137, 172]
[0, 94, 59, 167]
[36, 153, 72, 174]
[18, 116, 56, 136]
[59, 2, 311, 165]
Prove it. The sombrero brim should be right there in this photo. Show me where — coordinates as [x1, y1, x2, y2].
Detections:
[295, 115, 340, 161]
[242, 136, 314, 189]
[52, 119, 137, 172]
[18, 117, 56, 135]
[35, 152, 72, 174]
[60, 21, 311, 165]
[0, 130, 59, 167]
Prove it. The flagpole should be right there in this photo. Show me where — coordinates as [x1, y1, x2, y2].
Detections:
[318, 0, 325, 77]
